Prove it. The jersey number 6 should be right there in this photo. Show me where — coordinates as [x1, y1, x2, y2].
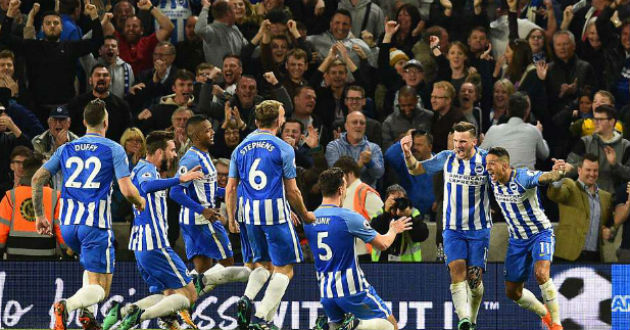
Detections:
[249, 158, 268, 190]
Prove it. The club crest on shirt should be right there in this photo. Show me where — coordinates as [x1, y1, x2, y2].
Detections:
[364, 220, 371, 229]
[475, 164, 485, 175]
[178, 166, 187, 175]
[142, 172, 152, 178]
[509, 182, 519, 191]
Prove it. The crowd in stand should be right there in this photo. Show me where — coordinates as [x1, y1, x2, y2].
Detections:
[1, 0, 630, 263]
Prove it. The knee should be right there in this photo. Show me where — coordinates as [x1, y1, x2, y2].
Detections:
[220, 258, 235, 267]
[505, 287, 521, 301]
[449, 264, 467, 282]
[534, 270, 549, 285]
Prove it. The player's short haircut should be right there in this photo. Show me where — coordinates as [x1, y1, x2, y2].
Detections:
[10, 145, 33, 160]
[593, 104, 617, 121]
[195, 62, 214, 74]
[146, 130, 174, 155]
[346, 85, 365, 98]
[508, 91, 530, 119]
[333, 156, 360, 178]
[255, 100, 283, 129]
[398, 86, 418, 100]
[21, 152, 44, 184]
[282, 119, 304, 133]
[287, 48, 307, 61]
[83, 99, 108, 128]
[90, 63, 108, 75]
[487, 146, 510, 162]
[212, 0, 232, 19]
[579, 153, 599, 167]
[319, 167, 345, 197]
[173, 69, 195, 83]
[433, 81, 455, 99]
[0, 50, 15, 62]
[452, 121, 477, 138]
[594, 89, 615, 105]
[186, 114, 209, 139]
[411, 129, 433, 145]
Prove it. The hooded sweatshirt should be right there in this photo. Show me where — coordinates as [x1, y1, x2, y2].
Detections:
[338, 0, 385, 40]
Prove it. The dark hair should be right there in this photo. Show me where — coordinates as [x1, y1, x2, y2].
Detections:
[59, 0, 81, 15]
[294, 85, 315, 97]
[270, 34, 290, 45]
[104, 35, 118, 42]
[468, 26, 488, 39]
[579, 153, 599, 167]
[395, 4, 421, 39]
[223, 54, 242, 65]
[411, 129, 433, 145]
[423, 25, 446, 44]
[506, 39, 533, 83]
[593, 104, 617, 121]
[0, 50, 15, 62]
[173, 69, 195, 83]
[21, 152, 44, 184]
[318, 167, 345, 197]
[83, 99, 107, 128]
[186, 114, 208, 139]
[398, 85, 418, 99]
[332, 9, 352, 22]
[90, 63, 108, 75]
[346, 85, 365, 98]
[282, 119, 304, 133]
[508, 91, 530, 119]
[333, 156, 360, 177]
[145, 130, 174, 155]
[452, 121, 477, 137]
[255, 100, 282, 128]
[487, 146, 510, 161]
[385, 184, 407, 199]
[41, 11, 61, 20]
[10, 145, 33, 160]
[212, 0, 231, 20]
[266, 8, 289, 24]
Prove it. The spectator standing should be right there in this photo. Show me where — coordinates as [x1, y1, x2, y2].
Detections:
[547, 155, 613, 262]
[343, 85, 382, 147]
[429, 81, 463, 152]
[93, 36, 135, 99]
[338, 0, 385, 40]
[382, 86, 433, 150]
[175, 16, 205, 73]
[282, 48, 309, 99]
[195, 0, 248, 68]
[326, 111, 384, 187]
[8, 145, 31, 189]
[0, 111, 31, 196]
[130, 41, 179, 110]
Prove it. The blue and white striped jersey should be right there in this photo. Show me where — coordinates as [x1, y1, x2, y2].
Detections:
[490, 168, 552, 240]
[128, 160, 170, 251]
[306, 206, 376, 299]
[422, 148, 492, 231]
[44, 133, 130, 229]
[176, 146, 217, 226]
[154, 0, 192, 43]
[229, 130, 295, 226]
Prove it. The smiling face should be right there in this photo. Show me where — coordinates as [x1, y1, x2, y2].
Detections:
[431, 87, 451, 113]
[528, 29, 545, 54]
[237, 77, 257, 105]
[452, 130, 476, 160]
[459, 82, 477, 108]
[330, 13, 351, 40]
[172, 78, 194, 101]
[196, 120, 215, 149]
[222, 57, 242, 85]
[397, 8, 412, 31]
[493, 83, 510, 109]
[344, 89, 365, 113]
[553, 33, 575, 61]
[270, 38, 289, 64]
[0, 57, 14, 77]
[344, 111, 366, 143]
[578, 159, 599, 186]
[224, 127, 240, 147]
[123, 16, 144, 44]
[228, 0, 246, 20]
[324, 64, 348, 89]
[286, 55, 307, 81]
[447, 44, 467, 69]
[402, 66, 423, 86]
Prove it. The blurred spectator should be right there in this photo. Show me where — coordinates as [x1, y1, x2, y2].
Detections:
[0, 111, 31, 196]
[290, 85, 332, 147]
[282, 48, 309, 98]
[154, 0, 192, 44]
[212, 106, 248, 159]
[68, 64, 132, 142]
[386, 4, 424, 56]
[596, 5, 630, 108]
[307, 9, 375, 69]
[175, 16, 205, 73]
[578, 18, 623, 95]
[229, 0, 260, 41]
[386, 59, 430, 115]
[557, 89, 622, 140]
[481, 92, 549, 169]
[567, 104, 630, 193]
[90, 36, 135, 99]
[31, 106, 79, 189]
[548, 154, 613, 262]
[130, 41, 179, 109]
[166, 107, 193, 157]
[489, 1, 541, 60]
[334, 156, 383, 262]
[57, 0, 82, 41]
[0, 50, 41, 136]
[8, 145, 31, 189]
[526, 28, 553, 64]
[0, 153, 68, 260]
[371, 184, 429, 262]
[382, 86, 433, 150]
[338, 0, 385, 40]
[286, 0, 337, 37]
[111, 127, 146, 223]
[136, 69, 194, 133]
[385, 129, 436, 215]
[457, 82, 484, 134]
[614, 181, 630, 262]
[342, 85, 381, 146]
[467, 26, 490, 60]
[487, 79, 515, 130]
[195, 0, 248, 68]
[0, 1, 103, 124]
[281, 119, 320, 168]
[326, 111, 384, 187]
[109, 0, 175, 74]
[412, 25, 449, 84]
[429, 81, 462, 152]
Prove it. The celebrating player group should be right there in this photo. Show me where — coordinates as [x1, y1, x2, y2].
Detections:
[32, 98, 566, 330]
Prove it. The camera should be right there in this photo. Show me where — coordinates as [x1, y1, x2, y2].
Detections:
[392, 197, 411, 211]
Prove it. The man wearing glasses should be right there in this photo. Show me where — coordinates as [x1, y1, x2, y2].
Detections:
[429, 81, 463, 152]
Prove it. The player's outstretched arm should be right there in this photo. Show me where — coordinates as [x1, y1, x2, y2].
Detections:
[370, 216, 412, 251]
[401, 135, 426, 175]
[283, 178, 316, 224]
[32, 166, 52, 236]
[539, 159, 574, 184]
[225, 177, 239, 233]
[141, 166, 203, 193]
[118, 177, 146, 212]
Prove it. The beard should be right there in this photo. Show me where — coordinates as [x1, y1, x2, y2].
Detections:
[44, 33, 60, 41]
[94, 81, 109, 94]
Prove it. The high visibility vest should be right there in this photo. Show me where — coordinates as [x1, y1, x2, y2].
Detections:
[353, 182, 380, 256]
[0, 186, 64, 258]
[371, 208, 423, 262]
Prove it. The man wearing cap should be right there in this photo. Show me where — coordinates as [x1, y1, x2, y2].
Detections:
[31, 105, 79, 190]
[387, 59, 430, 113]
[382, 85, 433, 150]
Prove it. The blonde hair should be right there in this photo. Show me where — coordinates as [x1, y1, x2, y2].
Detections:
[120, 127, 147, 158]
[255, 100, 283, 128]
[433, 81, 456, 99]
[494, 79, 515, 96]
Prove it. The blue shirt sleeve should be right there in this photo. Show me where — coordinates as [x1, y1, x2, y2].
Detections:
[279, 141, 297, 179]
[229, 149, 239, 178]
[345, 211, 377, 243]
[43, 144, 64, 175]
[516, 168, 543, 188]
[111, 143, 131, 179]
[176, 153, 199, 188]
[421, 150, 451, 175]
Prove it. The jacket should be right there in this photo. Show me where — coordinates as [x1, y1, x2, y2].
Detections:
[139, 94, 193, 133]
[370, 207, 429, 262]
[325, 133, 384, 187]
[32, 129, 80, 160]
[567, 131, 630, 193]
[382, 106, 433, 150]
[547, 178, 612, 261]
[338, 0, 385, 40]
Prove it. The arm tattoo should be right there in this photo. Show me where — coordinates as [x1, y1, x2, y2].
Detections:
[32, 168, 52, 218]
[539, 170, 562, 185]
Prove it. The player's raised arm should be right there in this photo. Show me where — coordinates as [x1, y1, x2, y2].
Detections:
[370, 216, 413, 250]
[118, 177, 146, 212]
[401, 135, 426, 175]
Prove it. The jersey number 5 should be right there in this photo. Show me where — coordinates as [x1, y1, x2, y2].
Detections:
[249, 158, 268, 190]
[317, 232, 333, 261]
[65, 156, 102, 189]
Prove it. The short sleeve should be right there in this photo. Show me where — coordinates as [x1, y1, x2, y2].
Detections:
[280, 142, 296, 179]
[421, 150, 451, 175]
[516, 168, 543, 188]
[229, 149, 239, 179]
[137, 167, 157, 185]
[345, 211, 377, 243]
[43, 145, 65, 175]
[111, 143, 131, 179]
[176, 153, 199, 188]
